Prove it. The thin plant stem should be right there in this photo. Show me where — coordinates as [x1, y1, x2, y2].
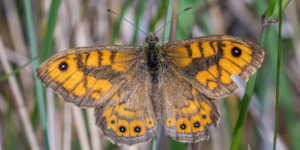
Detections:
[41, 0, 61, 62]
[273, 0, 282, 149]
[0, 36, 39, 150]
[151, 136, 156, 150]
[0, 56, 37, 83]
[229, 0, 290, 149]
[23, 1, 50, 149]
[162, 0, 174, 45]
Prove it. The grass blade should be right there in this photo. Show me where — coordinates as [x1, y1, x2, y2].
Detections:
[41, 0, 62, 62]
[273, 0, 283, 149]
[229, 0, 290, 149]
[162, 0, 173, 45]
[110, 0, 133, 45]
[151, 136, 156, 150]
[0, 56, 37, 83]
[150, 0, 167, 31]
[23, 1, 49, 149]
[175, 0, 195, 41]
[130, 0, 146, 45]
[0, 36, 39, 150]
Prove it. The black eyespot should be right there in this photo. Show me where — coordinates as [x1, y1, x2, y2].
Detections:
[149, 121, 152, 124]
[202, 115, 206, 119]
[231, 47, 242, 57]
[111, 120, 115, 124]
[194, 121, 200, 128]
[134, 126, 141, 133]
[169, 121, 171, 123]
[119, 126, 126, 133]
[59, 62, 68, 71]
[180, 124, 186, 129]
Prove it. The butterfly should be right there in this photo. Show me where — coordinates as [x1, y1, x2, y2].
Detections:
[36, 8, 264, 146]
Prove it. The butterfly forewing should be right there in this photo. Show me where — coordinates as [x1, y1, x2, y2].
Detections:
[161, 35, 264, 98]
[36, 46, 142, 107]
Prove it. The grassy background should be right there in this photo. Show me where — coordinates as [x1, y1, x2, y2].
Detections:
[0, 0, 299, 150]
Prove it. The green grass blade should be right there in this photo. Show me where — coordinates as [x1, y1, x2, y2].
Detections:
[41, 0, 61, 62]
[150, 0, 167, 31]
[23, 1, 49, 150]
[0, 56, 38, 83]
[252, 4, 300, 149]
[151, 136, 156, 150]
[230, 0, 291, 149]
[273, 0, 282, 149]
[130, 0, 146, 45]
[110, 0, 133, 45]
[175, 0, 195, 41]
[162, 0, 173, 45]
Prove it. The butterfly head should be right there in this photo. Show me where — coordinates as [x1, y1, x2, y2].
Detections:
[145, 32, 159, 49]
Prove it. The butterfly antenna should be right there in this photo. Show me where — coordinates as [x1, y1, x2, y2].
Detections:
[154, 7, 192, 36]
[107, 9, 149, 37]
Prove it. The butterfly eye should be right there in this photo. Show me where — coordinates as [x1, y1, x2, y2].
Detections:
[154, 37, 159, 42]
[145, 37, 150, 43]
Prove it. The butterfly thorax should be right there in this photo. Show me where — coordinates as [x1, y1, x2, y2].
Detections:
[145, 33, 161, 83]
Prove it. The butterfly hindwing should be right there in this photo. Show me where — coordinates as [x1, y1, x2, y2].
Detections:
[160, 61, 220, 142]
[162, 35, 264, 98]
[94, 63, 159, 145]
[36, 46, 142, 107]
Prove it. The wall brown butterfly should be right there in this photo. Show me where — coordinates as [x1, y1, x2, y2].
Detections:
[36, 7, 264, 145]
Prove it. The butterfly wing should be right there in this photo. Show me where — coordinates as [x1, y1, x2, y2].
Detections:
[36, 46, 142, 107]
[94, 63, 159, 145]
[161, 35, 264, 98]
[160, 61, 220, 142]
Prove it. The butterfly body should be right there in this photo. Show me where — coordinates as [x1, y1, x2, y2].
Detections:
[36, 34, 264, 145]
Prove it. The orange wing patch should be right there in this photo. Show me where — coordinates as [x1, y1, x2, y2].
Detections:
[85, 76, 112, 100]
[86, 51, 99, 66]
[62, 71, 84, 91]
[73, 82, 86, 96]
[195, 66, 218, 90]
[201, 41, 217, 57]
[219, 58, 241, 75]
[166, 118, 175, 126]
[190, 43, 201, 58]
[176, 118, 192, 133]
[112, 52, 136, 72]
[190, 114, 204, 132]
[117, 119, 130, 137]
[101, 50, 112, 65]
[107, 115, 118, 132]
[169, 47, 192, 67]
[130, 120, 146, 137]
